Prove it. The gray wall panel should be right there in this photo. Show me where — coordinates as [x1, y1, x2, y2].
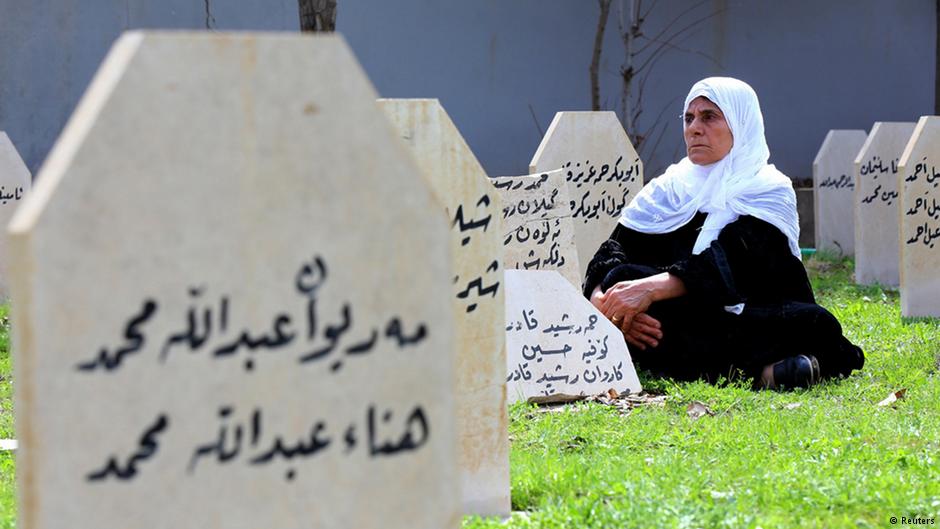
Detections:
[0, 0, 934, 180]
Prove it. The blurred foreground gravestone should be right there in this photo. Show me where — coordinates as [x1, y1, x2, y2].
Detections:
[8, 32, 459, 529]
[529, 112, 643, 280]
[854, 122, 915, 287]
[0, 132, 30, 299]
[503, 270, 641, 404]
[490, 171, 581, 288]
[813, 130, 867, 256]
[379, 98, 510, 517]
[898, 116, 940, 317]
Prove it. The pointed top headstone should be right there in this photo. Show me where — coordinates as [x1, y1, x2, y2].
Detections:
[853, 122, 915, 287]
[504, 270, 641, 403]
[9, 32, 458, 529]
[529, 111, 643, 280]
[813, 129, 867, 256]
[379, 98, 510, 517]
[898, 116, 940, 317]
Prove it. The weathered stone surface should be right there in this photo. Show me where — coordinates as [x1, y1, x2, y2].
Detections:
[0, 132, 30, 299]
[491, 170, 581, 288]
[504, 270, 641, 404]
[898, 116, 940, 317]
[813, 130, 867, 256]
[529, 112, 643, 280]
[854, 122, 915, 287]
[379, 98, 509, 517]
[9, 32, 458, 529]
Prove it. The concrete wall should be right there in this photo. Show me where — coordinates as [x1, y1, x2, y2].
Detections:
[0, 0, 297, 173]
[337, 0, 935, 179]
[0, 0, 935, 181]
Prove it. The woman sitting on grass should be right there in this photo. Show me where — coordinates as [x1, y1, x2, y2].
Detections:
[586, 77, 864, 390]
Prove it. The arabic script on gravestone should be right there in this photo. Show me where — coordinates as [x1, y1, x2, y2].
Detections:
[904, 157, 940, 250]
[506, 308, 625, 397]
[562, 156, 641, 224]
[76, 254, 433, 483]
[494, 174, 569, 271]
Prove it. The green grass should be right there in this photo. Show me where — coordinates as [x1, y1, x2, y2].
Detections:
[0, 259, 938, 528]
[0, 303, 13, 528]
[464, 256, 940, 528]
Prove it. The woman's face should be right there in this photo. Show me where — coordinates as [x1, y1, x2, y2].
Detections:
[683, 96, 733, 165]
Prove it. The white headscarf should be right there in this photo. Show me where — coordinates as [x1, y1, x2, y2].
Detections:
[619, 77, 801, 259]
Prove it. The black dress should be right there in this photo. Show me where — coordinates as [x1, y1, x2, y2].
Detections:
[583, 213, 864, 383]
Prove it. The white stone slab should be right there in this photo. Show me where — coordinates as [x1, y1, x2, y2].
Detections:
[8, 32, 458, 529]
[529, 112, 644, 280]
[0, 132, 31, 299]
[378, 98, 509, 517]
[0, 439, 17, 451]
[813, 129, 867, 256]
[899, 116, 940, 317]
[504, 270, 641, 404]
[491, 171, 581, 288]
[854, 122, 915, 287]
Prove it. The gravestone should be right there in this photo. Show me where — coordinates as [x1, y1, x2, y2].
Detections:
[0, 132, 31, 298]
[491, 170, 581, 288]
[854, 122, 915, 287]
[378, 98, 509, 517]
[813, 130, 867, 256]
[8, 32, 458, 529]
[898, 116, 940, 317]
[529, 112, 643, 280]
[504, 270, 641, 403]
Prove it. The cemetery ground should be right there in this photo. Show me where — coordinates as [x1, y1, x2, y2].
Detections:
[0, 257, 938, 527]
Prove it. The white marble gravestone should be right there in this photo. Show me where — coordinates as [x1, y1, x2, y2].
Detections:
[491, 171, 581, 288]
[529, 112, 643, 280]
[0, 132, 31, 298]
[378, 98, 510, 517]
[898, 116, 940, 317]
[854, 122, 915, 287]
[504, 270, 641, 403]
[8, 32, 458, 529]
[813, 130, 867, 256]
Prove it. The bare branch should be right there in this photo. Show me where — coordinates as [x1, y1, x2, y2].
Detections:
[636, 34, 724, 68]
[640, 0, 659, 21]
[591, 0, 614, 111]
[633, 0, 711, 56]
[528, 103, 544, 138]
[635, 24, 710, 100]
[643, 120, 671, 167]
[638, 95, 682, 139]
[617, 0, 630, 49]
[634, 10, 725, 74]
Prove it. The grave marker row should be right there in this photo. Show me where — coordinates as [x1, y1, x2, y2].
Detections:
[7, 32, 646, 529]
[814, 120, 940, 317]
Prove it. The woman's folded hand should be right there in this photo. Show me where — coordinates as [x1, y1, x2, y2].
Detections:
[624, 312, 663, 350]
